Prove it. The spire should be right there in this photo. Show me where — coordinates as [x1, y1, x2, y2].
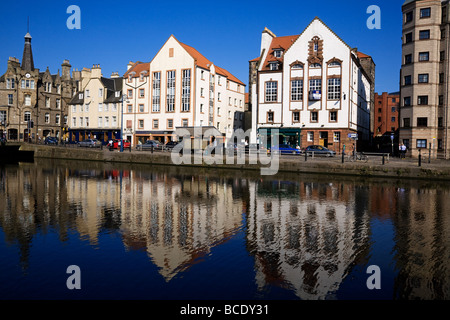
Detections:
[21, 19, 34, 71]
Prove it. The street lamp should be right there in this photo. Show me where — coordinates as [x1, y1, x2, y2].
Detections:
[120, 93, 127, 152]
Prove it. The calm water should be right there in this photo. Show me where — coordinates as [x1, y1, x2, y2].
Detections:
[0, 159, 449, 300]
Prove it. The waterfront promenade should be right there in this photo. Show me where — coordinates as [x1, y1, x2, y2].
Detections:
[12, 143, 450, 181]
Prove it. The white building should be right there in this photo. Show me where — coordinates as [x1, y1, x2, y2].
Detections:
[250, 18, 374, 153]
[123, 61, 150, 146]
[130, 35, 246, 145]
[68, 65, 123, 143]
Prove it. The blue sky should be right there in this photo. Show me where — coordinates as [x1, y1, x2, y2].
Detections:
[0, 0, 403, 93]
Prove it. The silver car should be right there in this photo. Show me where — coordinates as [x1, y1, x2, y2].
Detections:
[78, 139, 102, 148]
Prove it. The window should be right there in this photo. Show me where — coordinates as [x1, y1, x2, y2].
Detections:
[403, 118, 411, 128]
[104, 104, 109, 112]
[167, 119, 173, 129]
[182, 69, 191, 112]
[98, 117, 103, 128]
[405, 32, 413, 43]
[419, 30, 430, 40]
[98, 103, 103, 112]
[404, 96, 411, 106]
[328, 61, 341, 67]
[112, 117, 116, 127]
[72, 105, 77, 113]
[418, 74, 429, 83]
[439, 95, 444, 105]
[327, 78, 341, 100]
[334, 132, 340, 143]
[24, 94, 31, 106]
[310, 63, 321, 68]
[228, 110, 231, 119]
[56, 114, 60, 125]
[291, 79, 303, 101]
[418, 96, 428, 105]
[79, 117, 83, 127]
[127, 105, 132, 113]
[182, 119, 188, 127]
[404, 75, 412, 86]
[330, 111, 337, 122]
[72, 117, 76, 127]
[391, 117, 396, 123]
[152, 72, 161, 112]
[267, 111, 274, 123]
[6, 78, 15, 89]
[8, 94, 13, 105]
[404, 54, 412, 64]
[309, 79, 322, 100]
[438, 117, 443, 127]
[127, 89, 133, 99]
[139, 89, 145, 98]
[64, 116, 68, 125]
[200, 103, 204, 113]
[56, 99, 61, 109]
[85, 117, 89, 127]
[311, 111, 318, 122]
[274, 49, 282, 58]
[265, 81, 277, 102]
[292, 64, 303, 69]
[440, 73, 444, 84]
[85, 104, 89, 112]
[45, 113, 50, 123]
[420, 7, 431, 18]
[307, 131, 314, 142]
[99, 88, 103, 97]
[417, 117, 428, 127]
[269, 62, 279, 71]
[293, 112, 300, 122]
[405, 11, 413, 23]
[85, 89, 90, 97]
[438, 139, 443, 150]
[0, 111, 6, 126]
[46, 97, 50, 108]
[57, 84, 61, 94]
[417, 139, 427, 148]
[166, 70, 175, 112]
[441, 51, 446, 61]
[419, 52, 429, 61]
[138, 120, 144, 129]
[139, 104, 144, 113]
[112, 103, 117, 112]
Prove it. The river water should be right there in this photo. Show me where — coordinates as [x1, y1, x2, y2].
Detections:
[0, 159, 448, 300]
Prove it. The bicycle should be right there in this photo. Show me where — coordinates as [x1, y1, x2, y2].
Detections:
[347, 152, 369, 163]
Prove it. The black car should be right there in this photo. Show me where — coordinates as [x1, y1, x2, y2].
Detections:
[303, 145, 336, 157]
[136, 140, 163, 151]
[164, 141, 179, 150]
[44, 136, 58, 145]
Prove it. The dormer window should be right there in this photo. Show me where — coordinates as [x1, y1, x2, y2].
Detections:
[274, 49, 283, 58]
[115, 91, 120, 98]
[128, 74, 133, 82]
[79, 93, 83, 99]
[269, 62, 279, 71]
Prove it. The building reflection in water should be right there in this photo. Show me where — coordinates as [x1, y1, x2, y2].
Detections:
[0, 161, 448, 299]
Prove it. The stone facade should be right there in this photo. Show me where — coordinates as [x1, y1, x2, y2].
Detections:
[0, 33, 76, 142]
[400, 0, 450, 158]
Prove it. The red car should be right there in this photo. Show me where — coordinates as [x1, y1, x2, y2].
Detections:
[110, 139, 131, 149]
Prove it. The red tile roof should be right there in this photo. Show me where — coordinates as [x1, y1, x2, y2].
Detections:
[261, 34, 299, 71]
[123, 62, 150, 78]
[178, 38, 245, 86]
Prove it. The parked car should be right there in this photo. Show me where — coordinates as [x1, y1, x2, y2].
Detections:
[271, 144, 301, 155]
[110, 139, 131, 149]
[164, 141, 179, 150]
[44, 136, 58, 145]
[78, 139, 102, 148]
[136, 139, 162, 151]
[303, 145, 336, 157]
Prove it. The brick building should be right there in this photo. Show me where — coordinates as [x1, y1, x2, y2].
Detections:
[374, 92, 400, 137]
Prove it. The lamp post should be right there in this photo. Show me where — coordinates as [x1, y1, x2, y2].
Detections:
[120, 93, 127, 152]
[125, 70, 148, 147]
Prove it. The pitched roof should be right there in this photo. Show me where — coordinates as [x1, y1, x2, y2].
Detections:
[356, 51, 371, 59]
[123, 62, 150, 78]
[174, 36, 245, 86]
[178, 41, 213, 70]
[260, 34, 298, 71]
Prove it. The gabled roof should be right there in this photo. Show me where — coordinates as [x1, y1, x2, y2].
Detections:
[123, 62, 150, 78]
[170, 35, 245, 86]
[260, 34, 299, 71]
[178, 41, 213, 71]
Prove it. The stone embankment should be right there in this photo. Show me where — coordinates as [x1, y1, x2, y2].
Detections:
[17, 143, 450, 181]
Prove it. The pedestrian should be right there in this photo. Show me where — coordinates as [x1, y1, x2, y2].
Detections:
[401, 144, 407, 159]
